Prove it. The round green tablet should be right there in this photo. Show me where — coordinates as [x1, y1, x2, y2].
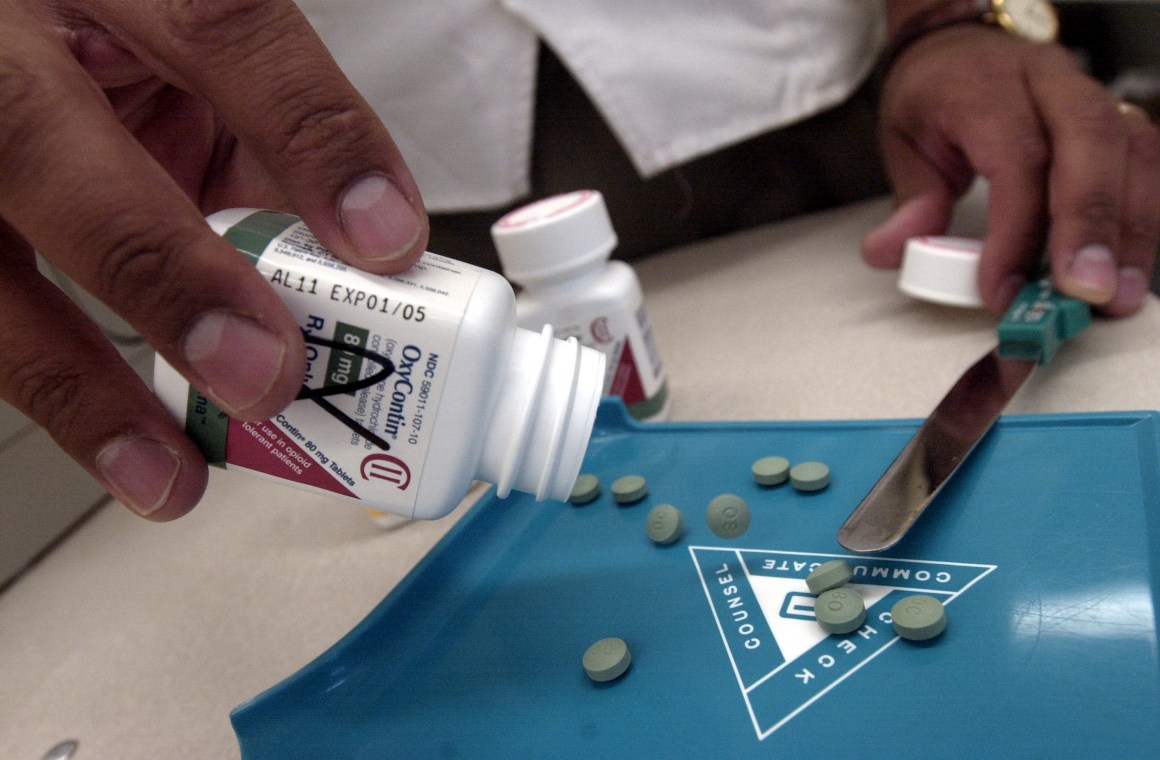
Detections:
[706, 493, 751, 539]
[569, 473, 601, 505]
[752, 455, 791, 486]
[646, 503, 684, 545]
[611, 475, 648, 505]
[790, 461, 830, 492]
[814, 587, 866, 634]
[891, 594, 947, 641]
[806, 559, 853, 594]
[582, 637, 632, 682]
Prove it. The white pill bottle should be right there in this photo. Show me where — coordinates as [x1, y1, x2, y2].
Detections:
[153, 209, 605, 520]
[492, 190, 669, 421]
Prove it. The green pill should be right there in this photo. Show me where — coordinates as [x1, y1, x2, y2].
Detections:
[583, 637, 632, 683]
[814, 587, 866, 634]
[569, 473, 601, 505]
[611, 475, 648, 505]
[790, 461, 830, 492]
[706, 493, 751, 539]
[891, 594, 947, 641]
[807, 559, 853, 594]
[752, 456, 791, 486]
[646, 503, 684, 545]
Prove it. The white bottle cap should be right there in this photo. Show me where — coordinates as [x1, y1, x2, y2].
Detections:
[491, 190, 617, 284]
[898, 236, 985, 308]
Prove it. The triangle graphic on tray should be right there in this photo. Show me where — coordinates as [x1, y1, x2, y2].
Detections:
[690, 547, 996, 740]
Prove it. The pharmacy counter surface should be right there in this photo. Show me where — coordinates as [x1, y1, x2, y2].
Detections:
[2, 193, 1158, 759]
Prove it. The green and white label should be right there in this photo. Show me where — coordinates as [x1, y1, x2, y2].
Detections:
[200, 212, 484, 514]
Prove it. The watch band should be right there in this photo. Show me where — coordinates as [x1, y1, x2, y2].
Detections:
[877, 0, 1055, 82]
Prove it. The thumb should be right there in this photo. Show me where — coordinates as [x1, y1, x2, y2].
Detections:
[861, 192, 954, 269]
[863, 134, 961, 268]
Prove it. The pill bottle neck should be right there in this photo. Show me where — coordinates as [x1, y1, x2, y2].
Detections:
[476, 324, 604, 502]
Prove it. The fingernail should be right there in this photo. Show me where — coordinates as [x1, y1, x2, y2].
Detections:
[340, 174, 422, 261]
[97, 437, 180, 517]
[184, 311, 286, 415]
[1107, 266, 1148, 315]
[1066, 244, 1117, 303]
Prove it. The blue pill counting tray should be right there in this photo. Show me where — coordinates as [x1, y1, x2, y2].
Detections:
[232, 401, 1160, 759]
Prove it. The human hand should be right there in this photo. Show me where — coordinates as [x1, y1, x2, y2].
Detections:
[862, 25, 1160, 317]
[0, 0, 428, 520]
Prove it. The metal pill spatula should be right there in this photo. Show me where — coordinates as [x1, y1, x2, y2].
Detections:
[837, 279, 1091, 553]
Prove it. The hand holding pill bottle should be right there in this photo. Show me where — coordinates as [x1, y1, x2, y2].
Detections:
[0, 0, 430, 522]
[154, 210, 605, 520]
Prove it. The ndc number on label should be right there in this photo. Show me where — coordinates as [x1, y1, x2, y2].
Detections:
[329, 285, 426, 321]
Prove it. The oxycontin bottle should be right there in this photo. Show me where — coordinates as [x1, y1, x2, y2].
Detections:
[491, 190, 669, 421]
[153, 209, 605, 520]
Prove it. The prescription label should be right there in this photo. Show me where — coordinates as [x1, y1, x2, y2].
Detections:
[188, 212, 484, 513]
[549, 301, 667, 419]
[690, 547, 995, 740]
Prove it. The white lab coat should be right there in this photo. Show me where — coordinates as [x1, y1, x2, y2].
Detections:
[299, 0, 884, 212]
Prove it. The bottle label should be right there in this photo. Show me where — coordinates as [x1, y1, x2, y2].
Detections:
[554, 299, 667, 420]
[189, 211, 483, 512]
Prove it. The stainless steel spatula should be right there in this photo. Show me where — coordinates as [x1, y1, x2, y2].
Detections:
[837, 279, 1091, 553]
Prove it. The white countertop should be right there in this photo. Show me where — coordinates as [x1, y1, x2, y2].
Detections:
[3, 193, 1158, 760]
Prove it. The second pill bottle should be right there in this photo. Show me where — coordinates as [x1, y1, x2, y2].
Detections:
[491, 190, 669, 421]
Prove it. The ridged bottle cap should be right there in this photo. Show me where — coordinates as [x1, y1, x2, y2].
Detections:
[898, 236, 984, 308]
[491, 190, 617, 284]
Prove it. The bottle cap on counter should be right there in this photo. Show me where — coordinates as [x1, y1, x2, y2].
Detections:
[898, 236, 985, 308]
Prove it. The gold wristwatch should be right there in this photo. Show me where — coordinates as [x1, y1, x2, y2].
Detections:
[979, 0, 1058, 42]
